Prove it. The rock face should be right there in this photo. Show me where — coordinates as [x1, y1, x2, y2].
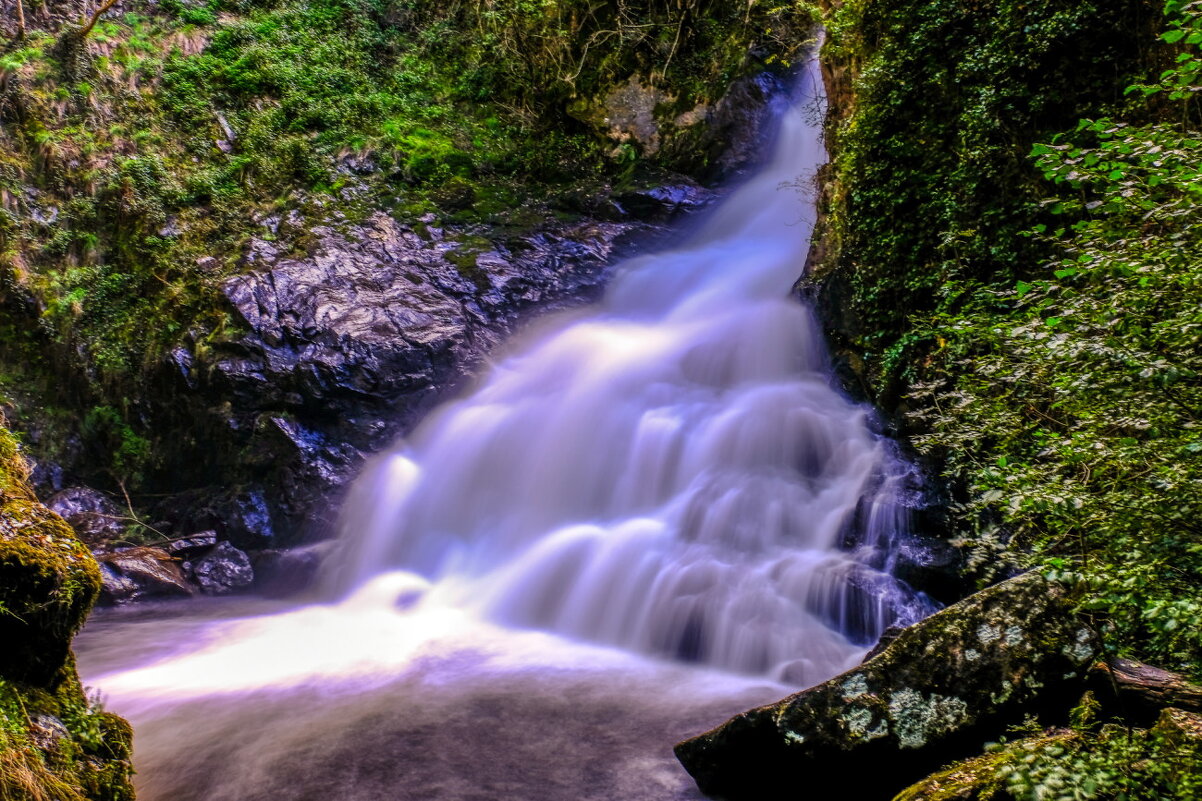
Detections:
[168, 210, 669, 544]
[569, 71, 790, 178]
[674, 571, 1101, 800]
[216, 213, 649, 426]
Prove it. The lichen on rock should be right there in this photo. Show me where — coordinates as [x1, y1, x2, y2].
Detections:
[675, 571, 1101, 799]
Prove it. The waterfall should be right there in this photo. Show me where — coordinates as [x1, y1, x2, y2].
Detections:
[77, 53, 938, 801]
[329, 55, 934, 685]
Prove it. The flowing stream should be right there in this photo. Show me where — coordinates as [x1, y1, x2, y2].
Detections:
[76, 55, 933, 801]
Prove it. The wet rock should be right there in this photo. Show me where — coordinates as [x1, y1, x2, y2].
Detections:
[223, 490, 275, 550]
[188, 541, 254, 595]
[28, 459, 64, 494]
[674, 571, 1101, 800]
[46, 486, 125, 547]
[165, 530, 219, 558]
[96, 547, 193, 604]
[616, 182, 716, 222]
[199, 211, 650, 542]
[705, 72, 791, 178]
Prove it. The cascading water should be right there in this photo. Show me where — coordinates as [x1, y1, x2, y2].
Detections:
[75, 53, 935, 801]
[328, 56, 932, 685]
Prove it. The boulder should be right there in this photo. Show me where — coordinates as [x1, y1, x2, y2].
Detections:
[0, 492, 102, 685]
[615, 182, 716, 222]
[165, 529, 219, 558]
[46, 486, 126, 547]
[674, 571, 1101, 800]
[96, 546, 193, 604]
[187, 541, 254, 595]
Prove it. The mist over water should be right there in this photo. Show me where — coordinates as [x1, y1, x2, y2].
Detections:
[77, 55, 934, 800]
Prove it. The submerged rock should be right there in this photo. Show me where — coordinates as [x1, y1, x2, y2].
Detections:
[253, 540, 334, 598]
[674, 571, 1101, 800]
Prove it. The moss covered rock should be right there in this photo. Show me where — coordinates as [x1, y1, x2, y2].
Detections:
[674, 571, 1100, 799]
[0, 421, 134, 800]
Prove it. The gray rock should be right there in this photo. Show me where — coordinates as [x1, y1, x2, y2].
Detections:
[189, 541, 254, 595]
[47, 487, 125, 547]
[165, 530, 218, 558]
[674, 571, 1102, 800]
[28, 714, 70, 752]
[195, 210, 652, 542]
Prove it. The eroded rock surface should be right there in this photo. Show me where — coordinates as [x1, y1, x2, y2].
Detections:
[176, 211, 664, 544]
[674, 571, 1101, 800]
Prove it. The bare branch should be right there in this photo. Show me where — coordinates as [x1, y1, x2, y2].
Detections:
[77, 0, 118, 39]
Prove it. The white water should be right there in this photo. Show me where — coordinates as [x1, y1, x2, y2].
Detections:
[78, 56, 933, 800]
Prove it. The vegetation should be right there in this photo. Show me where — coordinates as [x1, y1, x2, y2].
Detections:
[912, 0, 1202, 679]
[813, 0, 1201, 684]
[0, 0, 813, 495]
[896, 706, 1202, 800]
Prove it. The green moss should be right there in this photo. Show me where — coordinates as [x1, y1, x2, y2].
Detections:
[896, 716, 1202, 801]
[813, 0, 1160, 399]
[0, 420, 133, 801]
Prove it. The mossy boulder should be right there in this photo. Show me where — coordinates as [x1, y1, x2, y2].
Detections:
[0, 503, 100, 685]
[0, 421, 134, 800]
[674, 571, 1101, 800]
[0, 434, 101, 686]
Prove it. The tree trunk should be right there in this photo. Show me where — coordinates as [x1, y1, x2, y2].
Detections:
[1090, 658, 1202, 725]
